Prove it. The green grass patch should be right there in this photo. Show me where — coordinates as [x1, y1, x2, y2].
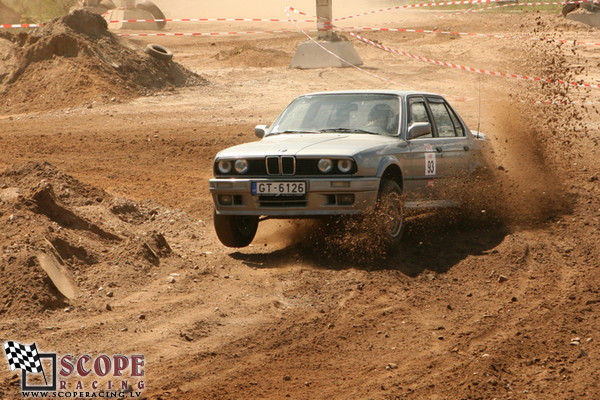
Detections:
[2, 0, 78, 23]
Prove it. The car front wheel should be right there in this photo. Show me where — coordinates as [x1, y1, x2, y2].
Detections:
[213, 212, 259, 248]
[376, 179, 405, 248]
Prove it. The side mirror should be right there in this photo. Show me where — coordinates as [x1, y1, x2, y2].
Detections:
[255, 125, 268, 138]
[407, 122, 431, 140]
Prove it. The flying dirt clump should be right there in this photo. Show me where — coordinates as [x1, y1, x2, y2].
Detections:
[0, 9, 206, 114]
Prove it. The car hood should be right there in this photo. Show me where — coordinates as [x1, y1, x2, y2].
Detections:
[216, 133, 400, 158]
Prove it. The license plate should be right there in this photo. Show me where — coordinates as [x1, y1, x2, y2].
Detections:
[252, 181, 306, 195]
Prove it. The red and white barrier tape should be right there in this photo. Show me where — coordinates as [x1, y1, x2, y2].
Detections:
[0, 23, 41, 29]
[117, 29, 315, 37]
[451, 1, 571, 14]
[349, 31, 600, 89]
[284, 7, 472, 102]
[284, 7, 404, 88]
[335, 25, 600, 47]
[0, 1, 589, 30]
[331, 0, 589, 21]
[0, 18, 317, 30]
[105, 17, 317, 24]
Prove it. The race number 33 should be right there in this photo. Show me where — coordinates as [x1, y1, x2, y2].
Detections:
[425, 153, 436, 176]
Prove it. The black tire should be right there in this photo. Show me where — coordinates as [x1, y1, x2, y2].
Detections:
[214, 211, 259, 248]
[375, 179, 405, 248]
[136, 0, 166, 29]
[99, 0, 116, 9]
[144, 44, 173, 61]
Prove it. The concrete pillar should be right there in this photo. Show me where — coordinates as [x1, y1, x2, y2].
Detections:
[290, 0, 363, 69]
[316, 0, 333, 41]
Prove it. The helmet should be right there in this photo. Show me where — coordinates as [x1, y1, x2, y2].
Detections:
[368, 103, 394, 128]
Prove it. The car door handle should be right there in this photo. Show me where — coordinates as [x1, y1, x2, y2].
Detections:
[435, 146, 443, 153]
[463, 145, 470, 151]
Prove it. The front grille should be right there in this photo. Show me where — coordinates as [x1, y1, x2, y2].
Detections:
[281, 157, 295, 175]
[247, 159, 267, 175]
[266, 157, 280, 175]
[266, 156, 296, 175]
[296, 159, 320, 175]
[259, 195, 307, 208]
[215, 157, 355, 177]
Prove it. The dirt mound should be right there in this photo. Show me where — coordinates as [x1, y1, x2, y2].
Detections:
[0, 10, 207, 115]
[0, 161, 196, 316]
[213, 43, 290, 67]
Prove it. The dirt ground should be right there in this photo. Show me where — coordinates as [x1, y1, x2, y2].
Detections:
[1, 5, 600, 400]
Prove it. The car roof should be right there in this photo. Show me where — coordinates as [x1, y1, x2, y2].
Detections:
[300, 89, 444, 99]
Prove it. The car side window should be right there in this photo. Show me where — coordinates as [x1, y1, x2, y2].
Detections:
[408, 99, 433, 138]
[428, 100, 455, 137]
[447, 104, 465, 136]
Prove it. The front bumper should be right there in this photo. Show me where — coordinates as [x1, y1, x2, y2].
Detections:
[210, 177, 380, 217]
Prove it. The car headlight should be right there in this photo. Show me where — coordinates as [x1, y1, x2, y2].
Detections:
[337, 159, 353, 173]
[234, 159, 248, 174]
[318, 158, 333, 173]
[218, 160, 232, 174]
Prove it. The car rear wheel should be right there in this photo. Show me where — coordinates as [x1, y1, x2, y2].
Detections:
[213, 211, 259, 248]
[376, 179, 405, 248]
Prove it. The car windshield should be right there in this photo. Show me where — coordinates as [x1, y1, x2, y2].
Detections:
[269, 94, 401, 137]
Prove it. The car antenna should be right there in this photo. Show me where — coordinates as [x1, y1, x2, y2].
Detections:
[476, 77, 481, 139]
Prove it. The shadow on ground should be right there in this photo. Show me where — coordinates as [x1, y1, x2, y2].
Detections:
[230, 210, 510, 276]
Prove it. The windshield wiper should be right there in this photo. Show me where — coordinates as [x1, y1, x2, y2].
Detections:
[271, 130, 318, 134]
[318, 128, 379, 135]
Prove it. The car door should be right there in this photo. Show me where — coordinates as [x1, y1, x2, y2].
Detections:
[425, 97, 471, 184]
[403, 95, 447, 199]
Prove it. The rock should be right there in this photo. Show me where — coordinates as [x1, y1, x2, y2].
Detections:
[570, 337, 581, 346]
[139, 314, 146, 320]
[106, 304, 112, 311]
[167, 276, 176, 284]
[386, 363, 398, 370]
[498, 275, 508, 283]
[283, 375, 292, 381]
[106, 291, 114, 297]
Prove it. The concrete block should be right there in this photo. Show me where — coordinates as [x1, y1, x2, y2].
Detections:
[565, 13, 600, 28]
[105, 8, 161, 30]
[290, 40, 363, 69]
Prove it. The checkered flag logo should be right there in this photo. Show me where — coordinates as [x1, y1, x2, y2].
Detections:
[3, 341, 43, 374]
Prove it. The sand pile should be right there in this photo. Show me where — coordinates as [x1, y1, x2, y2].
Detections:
[0, 9, 206, 114]
[0, 162, 199, 316]
[213, 44, 291, 67]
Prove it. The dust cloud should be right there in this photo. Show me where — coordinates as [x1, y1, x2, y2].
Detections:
[474, 101, 570, 225]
